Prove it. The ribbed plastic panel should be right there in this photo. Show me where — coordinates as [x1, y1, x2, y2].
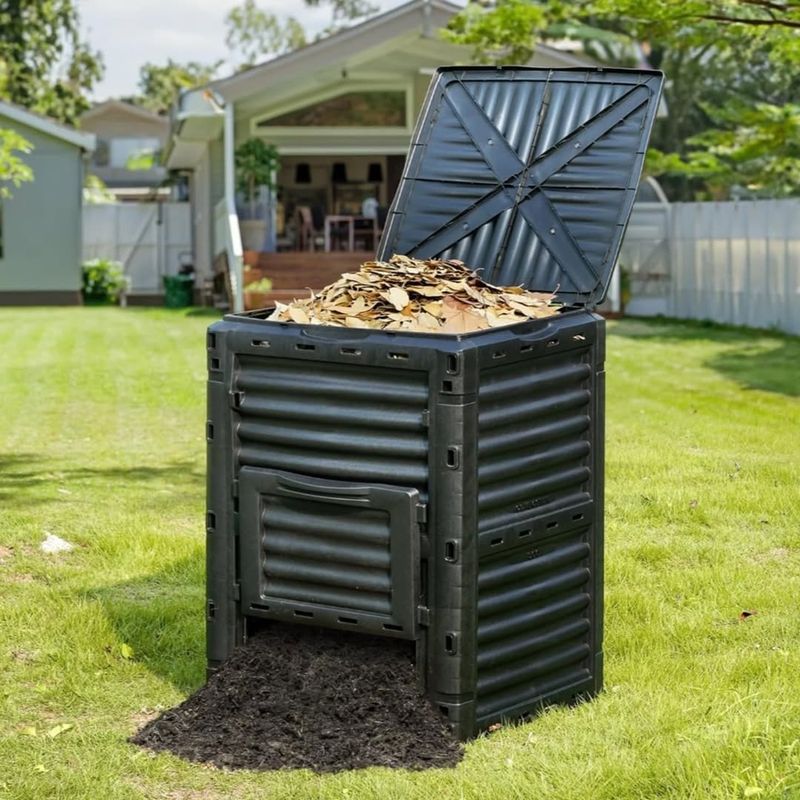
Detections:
[475, 525, 593, 723]
[233, 356, 430, 499]
[260, 499, 392, 613]
[477, 350, 593, 532]
[378, 67, 664, 305]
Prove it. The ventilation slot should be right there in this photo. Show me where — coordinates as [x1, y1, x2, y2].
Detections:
[444, 540, 458, 562]
[296, 343, 316, 351]
[446, 447, 459, 469]
[252, 339, 270, 348]
[445, 633, 457, 655]
[388, 351, 409, 360]
[446, 354, 459, 374]
[547, 338, 560, 348]
[206, 511, 216, 532]
[383, 623, 403, 632]
[338, 616, 358, 625]
[206, 422, 214, 440]
[207, 332, 216, 348]
[210, 357, 221, 370]
[491, 537, 504, 547]
[294, 610, 314, 618]
[519, 529, 532, 538]
[341, 347, 361, 356]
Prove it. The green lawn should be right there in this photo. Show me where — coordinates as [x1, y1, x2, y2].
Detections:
[1, 308, 798, 800]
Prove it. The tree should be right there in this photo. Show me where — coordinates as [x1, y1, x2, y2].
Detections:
[0, 0, 103, 124]
[225, 0, 307, 71]
[445, 1, 800, 199]
[0, 128, 33, 198]
[305, 0, 380, 35]
[137, 60, 222, 115]
[224, 0, 381, 70]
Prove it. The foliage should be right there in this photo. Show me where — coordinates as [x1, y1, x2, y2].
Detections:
[0, 0, 103, 124]
[225, 0, 381, 68]
[305, 0, 380, 36]
[235, 137, 279, 215]
[82, 173, 115, 204]
[0, 310, 799, 799]
[244, 276, 273, 292]
[649, 102, 800, 199]
[0, 127, 33, 197]
[446, 1, 800, 199]
[137, 60, 222, 115]
[81, 258, 128, 303]
[224, 0, 307, 70]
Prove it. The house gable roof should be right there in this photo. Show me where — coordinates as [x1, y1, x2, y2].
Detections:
[80, 99, 169, 127]
[210, 0, 592, 106]
[0, 100, 96, 151]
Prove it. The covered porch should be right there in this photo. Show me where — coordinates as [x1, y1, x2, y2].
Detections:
[166, 0, 594, 311]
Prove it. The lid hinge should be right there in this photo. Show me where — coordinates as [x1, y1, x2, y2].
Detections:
[231, 479, 239, 500]
[232, 582, 241, 602]
[416, 605, 430, 627]
[416, 503, 427, 524]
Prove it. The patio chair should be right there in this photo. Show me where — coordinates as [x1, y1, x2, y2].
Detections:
[296, 206, 324, 251]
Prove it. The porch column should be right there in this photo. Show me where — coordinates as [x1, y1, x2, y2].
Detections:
[224, 102, 244, 313]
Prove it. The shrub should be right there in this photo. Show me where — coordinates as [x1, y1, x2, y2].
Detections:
[244, 277, 273, 292]
[82, 259, 129, 304]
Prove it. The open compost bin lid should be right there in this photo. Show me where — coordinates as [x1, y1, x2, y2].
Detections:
[377, 66, 664, 307]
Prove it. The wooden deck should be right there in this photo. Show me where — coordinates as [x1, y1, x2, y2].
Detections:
[243, 250, 375, 310]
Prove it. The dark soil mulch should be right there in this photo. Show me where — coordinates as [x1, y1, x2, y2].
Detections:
[131, 623, 463, 773]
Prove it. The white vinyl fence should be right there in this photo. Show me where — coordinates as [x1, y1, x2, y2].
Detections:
[621, 199, 800, 335]
[83, 202, 192, 294]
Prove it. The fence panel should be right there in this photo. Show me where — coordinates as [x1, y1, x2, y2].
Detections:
[83, 202, 192, 294]
[667, 200, 800, 334]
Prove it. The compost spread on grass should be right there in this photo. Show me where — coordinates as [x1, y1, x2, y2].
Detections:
[131, 624, 463, 773]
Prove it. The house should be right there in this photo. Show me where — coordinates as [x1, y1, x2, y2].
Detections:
[164, 0, 594, 311]
[0, 101, 95, 305]
[79, 100, 170, 200]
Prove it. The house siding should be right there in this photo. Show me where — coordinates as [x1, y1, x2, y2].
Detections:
[0, 120, 84, 296]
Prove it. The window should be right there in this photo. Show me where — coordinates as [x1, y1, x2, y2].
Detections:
[108, 137, 161, 169]
[257, 91, 407, 128]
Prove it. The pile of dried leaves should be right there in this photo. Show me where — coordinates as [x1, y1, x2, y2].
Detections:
[268, 254, 561, 334]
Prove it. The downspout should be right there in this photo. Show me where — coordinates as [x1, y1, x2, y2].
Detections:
[224, 101, 244, 313]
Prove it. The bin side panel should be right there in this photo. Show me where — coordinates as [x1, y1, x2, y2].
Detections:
[472, 314, 602, 731]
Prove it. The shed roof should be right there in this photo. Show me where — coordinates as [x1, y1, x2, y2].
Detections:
[0, 100, 96, 152]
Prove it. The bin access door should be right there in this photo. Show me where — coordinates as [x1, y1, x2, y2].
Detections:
[238, 467, 422, 639]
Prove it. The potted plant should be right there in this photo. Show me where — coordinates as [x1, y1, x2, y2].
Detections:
[235, 138, 279, 252]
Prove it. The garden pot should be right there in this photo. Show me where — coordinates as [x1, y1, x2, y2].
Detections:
[240, 220, 268, 252]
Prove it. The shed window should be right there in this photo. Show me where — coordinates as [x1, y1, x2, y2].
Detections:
[257, 91, 407, 128]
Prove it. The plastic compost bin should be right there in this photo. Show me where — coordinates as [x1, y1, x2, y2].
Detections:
[205, 66, 664, 739]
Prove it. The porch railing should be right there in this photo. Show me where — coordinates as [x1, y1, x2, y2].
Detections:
[214, 197, 244, 312]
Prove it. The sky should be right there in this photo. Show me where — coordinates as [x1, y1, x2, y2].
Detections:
[78, 0, 410, 100]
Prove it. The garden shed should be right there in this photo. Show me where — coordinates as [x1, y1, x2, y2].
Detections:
[0, 100, 95, 305]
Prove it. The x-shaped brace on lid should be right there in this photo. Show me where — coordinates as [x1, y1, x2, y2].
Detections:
[409, 79, 653, 292]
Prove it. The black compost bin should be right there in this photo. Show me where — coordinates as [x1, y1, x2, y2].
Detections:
[205, 66, 663, 739]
